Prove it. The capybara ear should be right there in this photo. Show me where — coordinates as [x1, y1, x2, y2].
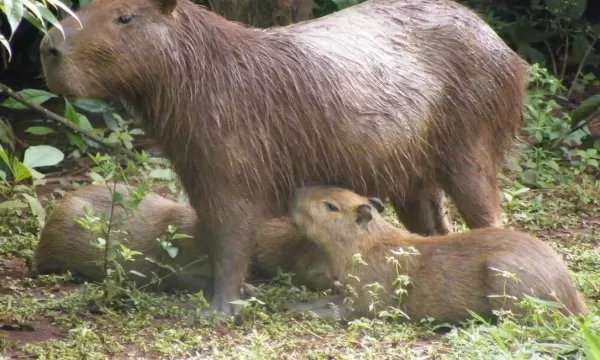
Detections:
[356, 204, 373, 224]
[151, 0, 177, 14]
[368, 197, 385, 213]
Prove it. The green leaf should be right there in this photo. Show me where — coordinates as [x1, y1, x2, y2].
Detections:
[0, 34, 12, 60]
[128, 270, 147, 278]
[149, 168, 176, 180]
[165, 246, 179, 259]
[571, 95, 600, 126]
[72, 98, 111, 113]
[545, 160, 560, 171]
[25, 126, 54, 135]
[64, 99, 95, 132]
[21, 192, 45, 228]
[12, 161, 32, 182]
[0, 89, 57, 109]
[22, 145, 64, 168]
[0, 200, 28, 210]
[2, 0, 25, 39]
[89, 171, 106, 184]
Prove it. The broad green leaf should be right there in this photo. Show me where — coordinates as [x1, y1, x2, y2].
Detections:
[72, 98, 110, 113]
[0, 88, 56, 109]
[0, 200, 28, 210]
[22, 144, 64, 168]
[89, 171, 106, 184]
[12, 161, 32, 182]
[571, 95, 600, 125]
[25, 126, 54, 135]
[165, 246, 179, 259]
[64, 99, 95, 132]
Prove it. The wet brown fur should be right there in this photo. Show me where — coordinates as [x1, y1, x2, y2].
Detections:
[39, 0, 528, 314]
[287, 186, 588, 323]
[33, 184, 343, 293]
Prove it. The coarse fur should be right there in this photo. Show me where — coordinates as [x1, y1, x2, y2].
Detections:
[286, 186, 588, 323]
[39, 0, 528, 315]
[33, 184, 353, 293]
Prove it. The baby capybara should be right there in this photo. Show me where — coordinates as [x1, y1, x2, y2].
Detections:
[33, 183, 213, 294]
[35, 184, 374, 294]
[39, 0, 528, 315]
[285, 186, 588, 323]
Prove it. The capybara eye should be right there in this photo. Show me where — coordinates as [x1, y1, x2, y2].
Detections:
[323, 201, 339, 212]
[116, 15, 133, 24]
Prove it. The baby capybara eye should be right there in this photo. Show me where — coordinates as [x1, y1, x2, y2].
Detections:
[323, 201, 339, 212]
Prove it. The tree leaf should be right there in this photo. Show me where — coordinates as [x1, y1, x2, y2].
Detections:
[21, 192, 45, 228]
[25, 126, 54, 135]
[570, 95, 600, 127]
[22, 145, 64, 168]
[0, 34, 12, 60]
[1, 0, 25, 39]
[11, 160, 32, 182]
[0, 89, 57, 109]
[72, 98, 111, 113]
[0, 200, 28, 210]
[149, 168, 176, 180]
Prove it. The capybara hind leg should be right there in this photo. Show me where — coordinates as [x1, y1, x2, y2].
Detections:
[441, 168, 503, 229]
[391, 186, 449, 236]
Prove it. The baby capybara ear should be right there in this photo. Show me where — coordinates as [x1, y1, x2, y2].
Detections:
[151, 0, 177, 14]
[356, 204, 373, 224]
[368, 197, 385, 214]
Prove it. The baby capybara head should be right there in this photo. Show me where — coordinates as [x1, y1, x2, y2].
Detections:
[39, 0, 179, 99]
[290, 186, 385, 246]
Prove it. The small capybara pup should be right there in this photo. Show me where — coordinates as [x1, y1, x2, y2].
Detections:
[34, 184, 377, 294]
[33, 183, 214, 295]
[39, 0, 528, 315]
[285, 186, 588, 323]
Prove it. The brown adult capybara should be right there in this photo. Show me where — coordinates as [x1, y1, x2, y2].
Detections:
[34, 183, 363, 294]
[39, 0, 528, 315]
[285, 186, 588, 323]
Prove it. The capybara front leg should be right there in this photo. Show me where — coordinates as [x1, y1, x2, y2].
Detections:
[391, 185, 449, 236]
[201, 198, 263, 317]
[441, 166, 503, 230]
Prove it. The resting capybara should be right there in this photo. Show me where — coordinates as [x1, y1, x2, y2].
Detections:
[286, 186, 588, 323]
[33, 183, 215, 294]
[34, 184, 374, 293]
[39, 0, 528, 315]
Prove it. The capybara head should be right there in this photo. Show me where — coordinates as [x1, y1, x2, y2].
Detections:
[291, 186, 385, 246]
[39, 0, 180, 98]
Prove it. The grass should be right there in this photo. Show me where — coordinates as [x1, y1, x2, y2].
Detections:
[0, 161, 599, 359]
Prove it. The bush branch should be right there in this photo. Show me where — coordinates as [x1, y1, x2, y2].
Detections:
[0, 82, 138, 160]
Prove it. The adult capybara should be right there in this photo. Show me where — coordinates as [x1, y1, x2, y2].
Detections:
[39, 0, 528, 315]
[34, 183, 365, 293]
[286, 186, 588, 323]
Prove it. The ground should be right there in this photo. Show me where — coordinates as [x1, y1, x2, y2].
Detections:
[0, 147, 599, 359]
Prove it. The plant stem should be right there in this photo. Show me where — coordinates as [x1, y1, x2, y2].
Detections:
[0, 82, 138, 160]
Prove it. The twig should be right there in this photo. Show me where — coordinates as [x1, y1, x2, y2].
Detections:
[566, 37, 598, 99]
[544, 41, 558, 77]
[559, 35, 569, 82]
[0, 82, 138, 160]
